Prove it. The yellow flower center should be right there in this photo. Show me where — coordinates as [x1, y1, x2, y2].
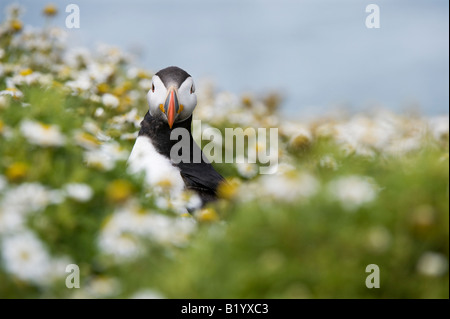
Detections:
[285, 170, 298, 179]
[6, 162, 29, 181]
[196, 208, 219, 222]
[217, 178, 240, 200]
[10, 20, 23, 32]
[255, 142, 266, 153]
[121, 95, 132, 106]
[106, 179, 133, 203]
[19, 68, 33, 76]
[41, 123, 53, 131]
[43, 4, 58, 17]
[113, 86, 125, 96]
[20, 251, 30, 261]
[137, 208, 147, 216]
[156, 178, 174, 190]
[97, 83, 110, 94]
[242, 95, 253, 107]
[80, 132, 100, 145]
[122, 81, 132, 91]
[59, 66, 72, 78]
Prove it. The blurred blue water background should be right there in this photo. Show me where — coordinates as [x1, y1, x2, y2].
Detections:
[1, 0, 448, 118]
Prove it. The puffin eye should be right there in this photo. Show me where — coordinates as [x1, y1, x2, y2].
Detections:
[190, 84, 195, 94]
[152, 83, 155, 93]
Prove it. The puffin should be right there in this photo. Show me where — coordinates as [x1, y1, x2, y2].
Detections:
[127, 66, 225, 208]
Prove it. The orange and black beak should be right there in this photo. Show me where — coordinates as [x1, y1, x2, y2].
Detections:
[163, 87, 180, 129]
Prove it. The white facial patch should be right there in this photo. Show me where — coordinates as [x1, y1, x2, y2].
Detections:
[147, 75, 167, 118]
[177, 77, 197, 122]
[147, 75, 197, 123]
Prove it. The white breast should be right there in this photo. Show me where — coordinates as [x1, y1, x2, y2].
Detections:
[127, 136, 185, 195]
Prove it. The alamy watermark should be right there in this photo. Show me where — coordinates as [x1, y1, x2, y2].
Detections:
[169, 120, 279, 174]
[65, 263, 381, 290]
[365, 264, 380, 288]
[365, 4, 380, 29]
[65, 264, 80, 288]
[65, 4, 381, 30]
[65, 4, 80, 29]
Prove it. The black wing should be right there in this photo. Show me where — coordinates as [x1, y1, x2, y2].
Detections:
[177, 143, 225, 205]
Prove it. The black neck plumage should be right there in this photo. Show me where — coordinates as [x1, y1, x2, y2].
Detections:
[138, 112, 194, 161]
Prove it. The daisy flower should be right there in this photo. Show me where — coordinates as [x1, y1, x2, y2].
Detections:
[20, 120, 66, 147]
[101, 93, 120, 108]
[1, 231, 52, 284]
[416, 252, 448, 277]
[0, 88, 24, 99]
[261, 170, 319, 202]
[328, 175, 378, 211]
[64, 183, 94, 202]
[236, 161, 259, 179]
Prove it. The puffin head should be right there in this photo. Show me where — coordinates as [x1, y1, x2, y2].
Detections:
[147, 66, 197, 129]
